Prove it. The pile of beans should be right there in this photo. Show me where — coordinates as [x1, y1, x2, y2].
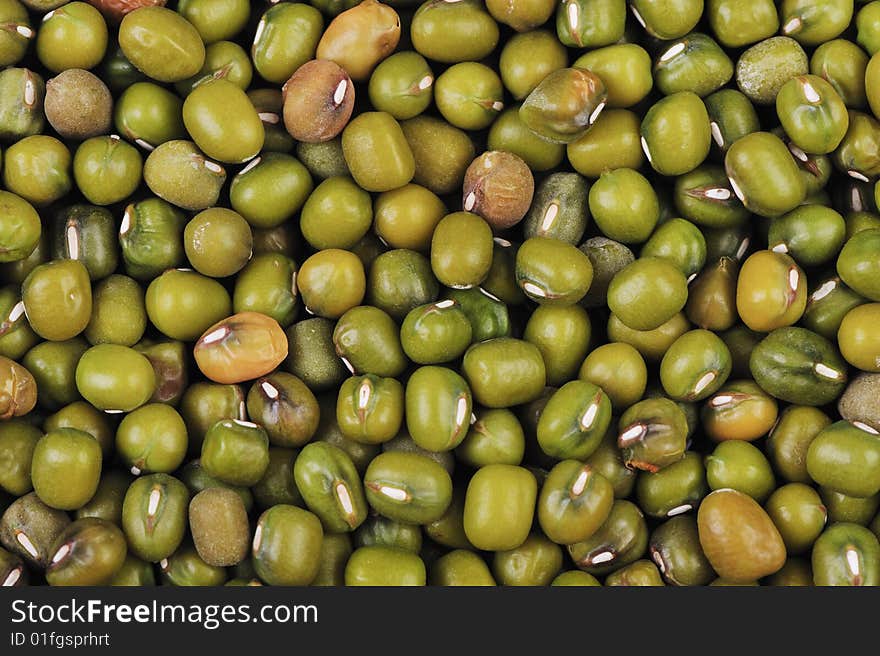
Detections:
[1, 0, 880, 587]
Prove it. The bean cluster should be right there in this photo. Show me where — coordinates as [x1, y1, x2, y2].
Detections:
[1, 0, 880, 587]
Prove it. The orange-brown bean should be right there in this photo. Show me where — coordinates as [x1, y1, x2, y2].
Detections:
[194, 312, 288, 385]
[316, 0, 400, 81]
[282, 59, 355, 143]
[697, 489, 786, 582]
[462, 151, 535, 230]
[0, 356, 37, 420]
